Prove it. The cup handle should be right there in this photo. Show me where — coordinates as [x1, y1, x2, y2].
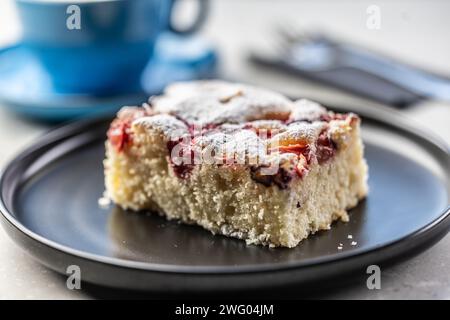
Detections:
[169, 0, 209, 35]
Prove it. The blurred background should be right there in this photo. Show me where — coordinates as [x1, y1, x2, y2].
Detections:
[0, 0, 449, 299]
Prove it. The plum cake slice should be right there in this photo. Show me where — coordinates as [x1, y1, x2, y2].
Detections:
[104, 80, 368, 248]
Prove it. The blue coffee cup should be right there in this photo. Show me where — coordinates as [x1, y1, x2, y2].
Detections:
[15, 0, 208, 95]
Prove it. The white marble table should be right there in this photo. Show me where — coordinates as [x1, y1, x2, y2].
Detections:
[0, 0, 449, 299]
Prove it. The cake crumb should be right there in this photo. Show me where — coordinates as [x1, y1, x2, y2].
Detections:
[98, 196, 111, 209]
[351, 241, 357, 246]
[347, 234, 353, 239]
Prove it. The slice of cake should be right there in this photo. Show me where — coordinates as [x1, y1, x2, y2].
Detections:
[104, 80, 368, 248]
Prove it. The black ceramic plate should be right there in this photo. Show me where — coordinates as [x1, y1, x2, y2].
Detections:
[1, 104, 449, 292]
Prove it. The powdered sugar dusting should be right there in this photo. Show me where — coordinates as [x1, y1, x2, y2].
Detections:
[289, 99, 327, 122]
[113, 80, 355, 177]
[151, 80, 293, 124]
[133, 114, 188, 139]
[273, 121, 325, 145]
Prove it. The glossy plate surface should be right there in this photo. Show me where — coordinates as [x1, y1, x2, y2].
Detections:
[1, 104, 449, 291]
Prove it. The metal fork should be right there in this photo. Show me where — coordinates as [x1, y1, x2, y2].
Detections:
[252, 23, 450, 104]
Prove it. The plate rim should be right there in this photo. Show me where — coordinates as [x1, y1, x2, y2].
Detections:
[0, 103, 449, 276]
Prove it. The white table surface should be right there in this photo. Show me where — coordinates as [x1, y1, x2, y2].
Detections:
[0, 0, 449, 299]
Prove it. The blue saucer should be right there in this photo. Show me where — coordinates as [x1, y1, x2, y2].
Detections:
[0, 33, 217, 121]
